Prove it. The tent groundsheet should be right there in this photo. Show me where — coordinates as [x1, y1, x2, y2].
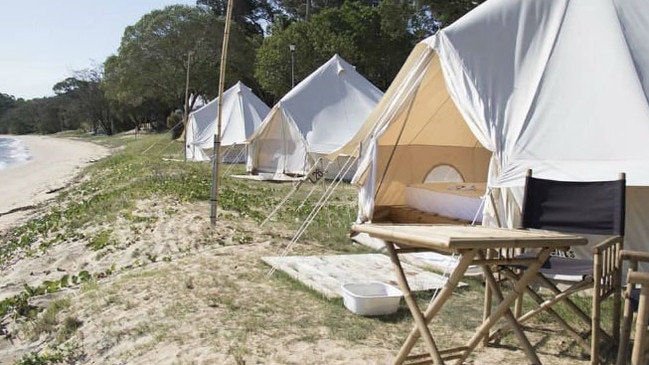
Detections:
[262, 253, 459, 299]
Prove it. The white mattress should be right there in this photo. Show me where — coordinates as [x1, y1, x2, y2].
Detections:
[405, 183, 486, 223]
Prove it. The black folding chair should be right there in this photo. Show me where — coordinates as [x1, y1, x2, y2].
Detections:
[489, 169, 625, 364]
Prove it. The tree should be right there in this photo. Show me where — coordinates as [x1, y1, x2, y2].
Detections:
[254, 1, 417, 100]
[196, 0, 273, 37]
[33, 98, 65, 134]
[423, 0, 487, 27]
[0, 93, 17, 120]
[271, 0, 353, 20]
[53, 67, 113, 134]
[333, 1, 415, 90]
[271, 0, 484, 30]
[103, 5, 259, 130]
[254, 0, 487, 101]
[0, 100, 36, 134]
[0, 97, 65, 135]
[255, 18, 356, 101]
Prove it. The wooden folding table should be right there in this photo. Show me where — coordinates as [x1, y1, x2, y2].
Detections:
[351, 223, 587, 365]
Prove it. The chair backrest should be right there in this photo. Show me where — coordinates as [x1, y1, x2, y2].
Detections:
[521, 170, 626, 236]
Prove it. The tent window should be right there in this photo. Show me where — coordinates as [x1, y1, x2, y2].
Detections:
[424, 164, 464, 183]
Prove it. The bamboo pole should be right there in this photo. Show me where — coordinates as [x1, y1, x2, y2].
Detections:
[210, 0, 234, 226]
[629, 272, 649, 365]
[183, 51, 192, 161]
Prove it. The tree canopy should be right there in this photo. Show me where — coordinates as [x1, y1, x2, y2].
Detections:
[197, 0, 273, 37]
[255, 1, 429, 100]
[53, 67, 114, 134]
[0, 93, 18, 121]
[103, 5, 257, 111]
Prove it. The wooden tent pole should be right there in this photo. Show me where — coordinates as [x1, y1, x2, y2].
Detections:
[210, 0, 234, 226]
[183, 51, 192, 161]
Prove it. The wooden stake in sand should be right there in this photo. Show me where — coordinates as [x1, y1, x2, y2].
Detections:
[210, 0, 234, 226]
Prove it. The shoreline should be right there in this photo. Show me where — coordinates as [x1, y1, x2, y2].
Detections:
[0, 135, 110, 231]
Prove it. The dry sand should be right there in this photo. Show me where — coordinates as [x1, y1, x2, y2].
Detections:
[0, 135, 596, 365]
[0, 135, 110, 230]
[0, 136, 403, 364]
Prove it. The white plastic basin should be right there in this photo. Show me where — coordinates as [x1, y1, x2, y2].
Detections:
[341, 282, 403, 316]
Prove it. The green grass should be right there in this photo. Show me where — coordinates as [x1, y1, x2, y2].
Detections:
[77, 133, 358, 248]
[0, 131, 362, 329]
[1, 132, 359, 268]
[14, 342, 82, 365]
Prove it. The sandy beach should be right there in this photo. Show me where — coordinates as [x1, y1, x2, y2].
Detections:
[0, 135, 110, 231]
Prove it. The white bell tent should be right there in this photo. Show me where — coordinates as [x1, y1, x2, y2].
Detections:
[333, 0, 649, 254]
[246, 54, 383, 180]
[185, 81, 270, 163]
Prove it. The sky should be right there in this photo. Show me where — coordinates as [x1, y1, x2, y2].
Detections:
[0, 0, 197, 100]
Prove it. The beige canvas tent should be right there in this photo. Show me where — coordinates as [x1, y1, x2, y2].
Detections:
[247, 54, 383, 180]
[331, 0, 649, 256]
[185, 81, 269, 163]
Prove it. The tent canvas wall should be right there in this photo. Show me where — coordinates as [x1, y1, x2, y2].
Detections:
[185, 81, 270, 163]
[246, 54, 383, 180]
[335, 0, 649, 255]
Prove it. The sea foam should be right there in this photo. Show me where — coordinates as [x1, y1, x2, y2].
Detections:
[0, 137, 32, 171]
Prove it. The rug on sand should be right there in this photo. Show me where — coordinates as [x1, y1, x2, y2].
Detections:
[262, 253, 465, 299]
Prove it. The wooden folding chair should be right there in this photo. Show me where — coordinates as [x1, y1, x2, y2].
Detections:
[617, 250, 649, 365]
[488, 170, 626, 364]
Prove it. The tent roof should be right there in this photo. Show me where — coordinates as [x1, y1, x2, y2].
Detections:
[250, 54, 384, 155]
[188, 81, 269, 147]
[438, 0, 649, 186]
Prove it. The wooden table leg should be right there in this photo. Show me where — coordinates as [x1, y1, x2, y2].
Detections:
[482, 248, 494, 347]
[386, 244, 478, 365]
[456, 249, 552, 365]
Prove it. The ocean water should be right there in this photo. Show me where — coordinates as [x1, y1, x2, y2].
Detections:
[0, 137, 31, 172]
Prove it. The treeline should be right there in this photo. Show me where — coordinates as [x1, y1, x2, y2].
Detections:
[0, 0, 483, 136]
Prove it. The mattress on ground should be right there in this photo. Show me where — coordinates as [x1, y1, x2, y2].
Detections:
[405, 182, 486, 222]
